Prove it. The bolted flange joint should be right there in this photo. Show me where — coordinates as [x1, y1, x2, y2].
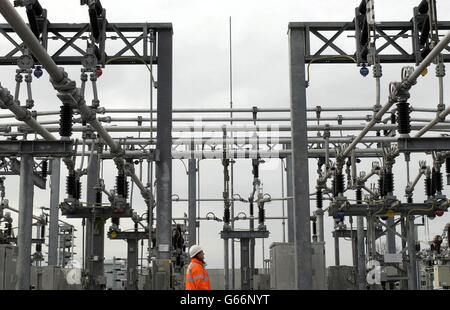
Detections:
[389, 82, 410, 103]
[50, 68, 77, 93]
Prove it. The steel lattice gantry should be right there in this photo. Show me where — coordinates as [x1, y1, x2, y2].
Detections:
[290, 21, 450, 64]
[0, 22, 171, 66]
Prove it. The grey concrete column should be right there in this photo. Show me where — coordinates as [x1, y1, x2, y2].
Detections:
[240, 238, 250, 290]
[285, 147, 294, 243]
[48, 158, 60, 266]
[188, 159, 196, 247]
[126, 239, 139, 290]
[288, 26, 313, 289]
[155, 28, 173, 261]
[15, 154, 34, 290]
[356, 216, 366, 290]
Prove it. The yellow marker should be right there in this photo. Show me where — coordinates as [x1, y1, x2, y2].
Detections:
[386, 210, 395, 218]
[421, 68, 428, 76]
[110, 231, 117, 239]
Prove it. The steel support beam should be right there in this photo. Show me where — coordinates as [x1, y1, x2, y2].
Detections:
[334, 233, 340, 266]
[47, 158, 60, 266]
[285, 146, 294, 243]
[356, 216, 366, 290]
[15, 153, 34, 290]
[85, 150, 104, 290]
[224, 237, 229, 290]
[288, 26, 313, 289]
[400, 217, 409, 290]
[188, 159, 196, 247]
[398, 137, 450, 152]
[126, 238, 139, 290]
[407, 217, 418, 290]
[240, 238, 250, 290]
[0, 140, 72, 156]
[386, 217, 397, 254]
[9, 159, 46, 189]
[155, 28, 173, 266]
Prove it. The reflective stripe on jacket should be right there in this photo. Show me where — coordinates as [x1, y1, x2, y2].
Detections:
[185, 258, 211, 290]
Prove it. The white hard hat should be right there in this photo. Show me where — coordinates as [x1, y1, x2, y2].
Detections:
[189, 245, 203, 258]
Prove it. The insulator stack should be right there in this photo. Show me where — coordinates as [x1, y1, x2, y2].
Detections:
[358, 0, 366, 14]
[379, 174, 385, 197]
[59, 105, 73, 137]
[437, 171, 443, 192]
[420, 17, 431, 47]
[124, 179, 129, 199]
[334, 173, 344, 196]
[41, 160, 48, 179]
[425, 177, 432, 197]
[396, 102, 411, 135]
[66, 173, 76, 197]
[96, 191, 102, 205]
[384, 172, 394, 194]
[116, 174, 129, 199]
[316, 189, 323, 209]
[258, 207, 265, 225]
[75, 179, 82, 200]
[432, 169, 443, 194]
[356, 188, 362, 203]
[224, 207, 230, 224]
[431, 169, 437, 195]
[418, 0, 428, 14]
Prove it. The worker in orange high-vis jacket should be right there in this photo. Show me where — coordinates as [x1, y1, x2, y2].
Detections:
[185, 245, 211, 290]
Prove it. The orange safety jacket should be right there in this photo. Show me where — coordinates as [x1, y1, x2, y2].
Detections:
[185, 258, 211, 290]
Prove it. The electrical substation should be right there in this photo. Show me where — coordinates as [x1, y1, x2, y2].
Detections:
[0, 0, 449, 291]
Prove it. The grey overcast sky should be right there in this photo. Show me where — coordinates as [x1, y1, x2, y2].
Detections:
[0, 0, 450, 270]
